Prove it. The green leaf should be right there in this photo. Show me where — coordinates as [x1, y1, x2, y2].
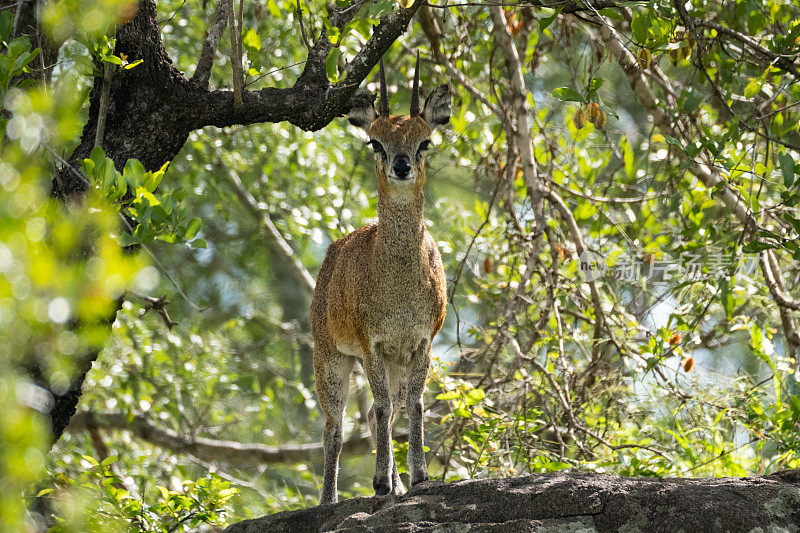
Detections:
[464, 388, 485, 406]
[81, 454, 99, 466]
[436, 390, 460, 401]
[183, 217, 202, 240]
[266, 0, 282, 16]
[539, 10, 559, 31]
[779, 152, 795, 188]
[242, 28, 262, 51]
[367, 0, 393, 18]
[587, 77, 604, 97]
[326, 25, 340, 45]
[142, 170, 163, 192]
[123, 159, 146, 189]
[102, 54, 122, 65]
[573, 201, 597, 220]
[784, 213, 800, 234]
[744, 79, 760, 99]
[326, 47, 340, 80]
[36, 488, 55, 497]
[157, 486, 170, 500]
[136, 187, 160, 206]
[741, 241, 772, 253]
[630, 11, 651, 44]
[89, 146, 106, 167]
[0, 10, 12, 42]
[552, 87, 586, 103]
[157, 233, 180, 244]
[122, 59, 143, 70]
[453, 406, 471, 418]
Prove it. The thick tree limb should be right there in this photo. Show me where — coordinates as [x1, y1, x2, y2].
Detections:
[198, 0, 423, 131]
[59, 0, 423, 197]
[68, 410, 409, 466]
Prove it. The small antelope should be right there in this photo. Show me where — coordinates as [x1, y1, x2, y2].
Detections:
[311, 54, 451, 504]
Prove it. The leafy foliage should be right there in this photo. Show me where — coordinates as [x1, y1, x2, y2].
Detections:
[2, 0, 800, 530]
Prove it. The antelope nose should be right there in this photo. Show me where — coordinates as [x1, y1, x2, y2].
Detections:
[392, 156, 412, 179]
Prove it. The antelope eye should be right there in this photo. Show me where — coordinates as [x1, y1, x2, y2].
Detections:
[368, 140, 386, 157]
[416, 139, 432, 162]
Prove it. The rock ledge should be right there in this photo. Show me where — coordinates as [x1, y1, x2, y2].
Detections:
[224, 469, 800, 532]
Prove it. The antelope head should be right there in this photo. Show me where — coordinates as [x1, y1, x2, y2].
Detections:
[348, 53, 452, 198]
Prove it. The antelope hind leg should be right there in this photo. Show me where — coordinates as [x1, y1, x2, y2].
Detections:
[407, 340, 431, 486]
[317, 354, 355, 504]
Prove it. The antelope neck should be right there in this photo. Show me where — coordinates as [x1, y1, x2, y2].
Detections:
[376, 191, 426, 260]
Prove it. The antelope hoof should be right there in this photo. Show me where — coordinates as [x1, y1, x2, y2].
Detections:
[373, 479, 391, 496]
[411, 472, 429, 486]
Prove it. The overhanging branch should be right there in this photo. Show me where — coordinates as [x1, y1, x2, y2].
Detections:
[195, 0, 425, 131]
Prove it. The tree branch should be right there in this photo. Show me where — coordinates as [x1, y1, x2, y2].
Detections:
[489, 6, 543, 223]
[417, 6, 503, 118]
[428, 0, 636, 13]
[759, 250, 800, 312]
[94, 59, 115, 148]
[223, 170, 316, 296]
[595, 15, 756, 229]
[191, 0, 230, 88]
[692, 18, 800, 79]
[227, 0, 244, 108]
[67, 410, 408, 465]
[195, 0, 423, 131]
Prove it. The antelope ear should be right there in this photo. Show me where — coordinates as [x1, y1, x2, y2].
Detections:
[423, 84, 451, 129]
[347, 94, 377, 130]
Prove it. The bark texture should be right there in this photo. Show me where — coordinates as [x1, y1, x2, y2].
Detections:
[223, 470, 800, 532]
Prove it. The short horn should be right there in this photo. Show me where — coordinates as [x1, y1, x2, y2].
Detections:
[410, 50, 421, 117]
[378, 58, 390, 117]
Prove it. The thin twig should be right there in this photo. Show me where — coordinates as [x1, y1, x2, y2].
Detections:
[227, 0, 244, 108]
[94, 61, 114, 148]
[296, 0, 311, 51]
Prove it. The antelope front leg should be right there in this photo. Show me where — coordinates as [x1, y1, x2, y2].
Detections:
[407, 339, 431, 486]
[363, 351, 393, 496]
